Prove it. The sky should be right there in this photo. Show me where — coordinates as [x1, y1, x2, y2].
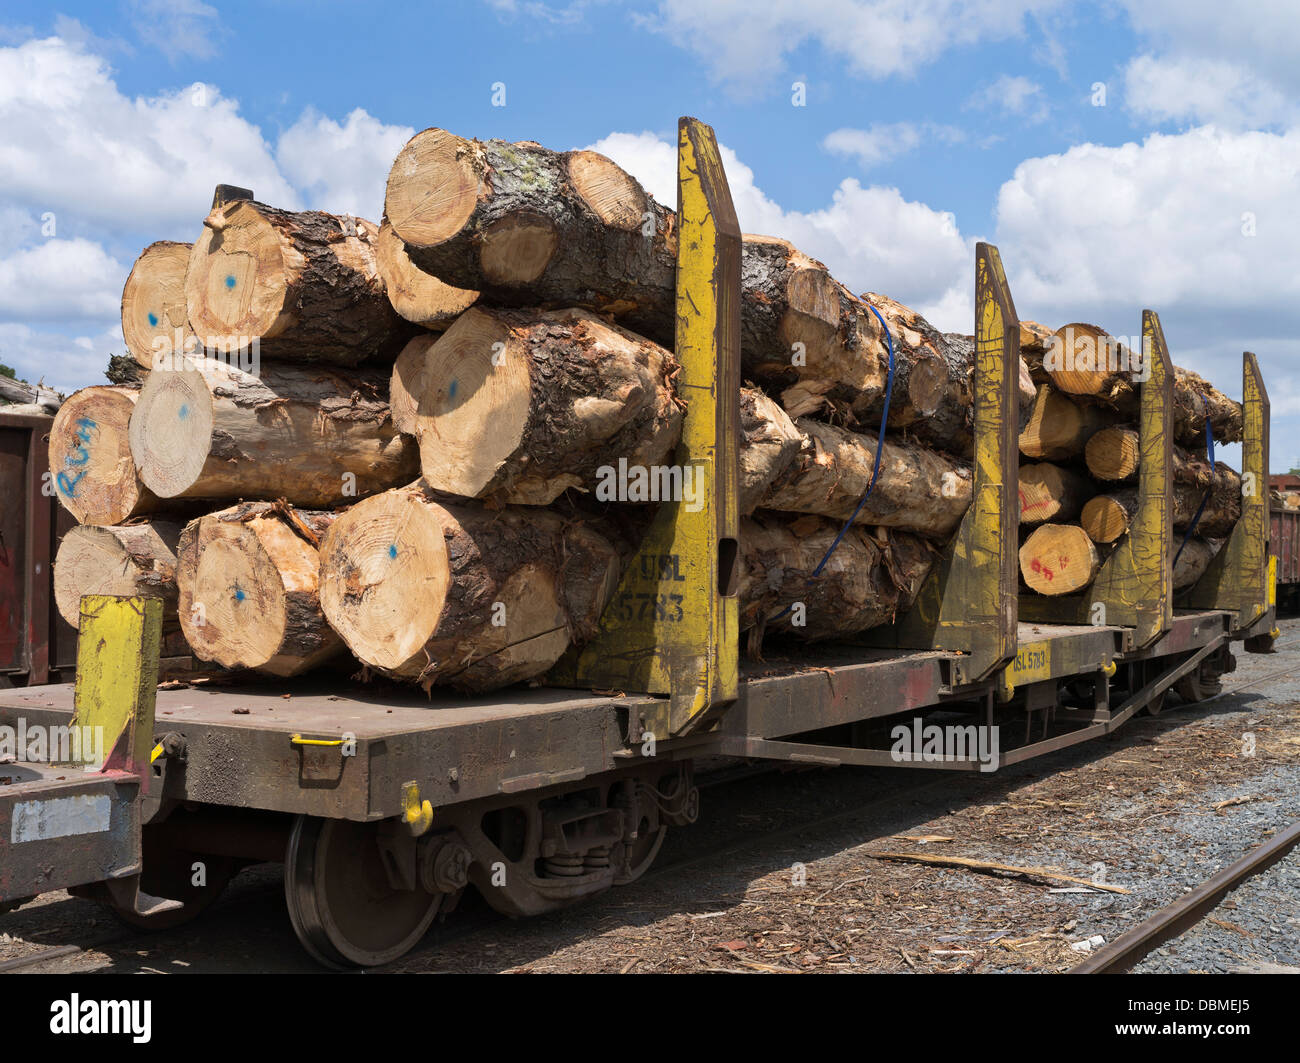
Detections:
[1, 0, 1297, 468]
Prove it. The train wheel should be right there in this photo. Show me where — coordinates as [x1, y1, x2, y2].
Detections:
[284, 815, 442, 969]
[108, 835, 236, 931]
[613, 823, 667, 885]
[1175, 659, 1223, 703]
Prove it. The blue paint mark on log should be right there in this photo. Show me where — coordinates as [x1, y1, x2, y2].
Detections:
[147, 312, 159, 327]
[178, 404, 188, 420]
[389, 544, 398, 559]
[448, 379, 458, 400]
[225, 275, 236, 289]
[235, 588, 245, 602]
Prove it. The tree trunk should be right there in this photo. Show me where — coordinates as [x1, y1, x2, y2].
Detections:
[49, 386, 158, 525]
[1086, 426, 1231, 489]
[738, 513, 935, 644]
[121, 241, 194, 370]
[1173, 366, 1243, 444]
[390, 333, 435, 436]
[1019, 523, 1101, 595]
[412, 306, 683, 505]
[1173, 539, 1220, 591]
[318, 484, 620, 692]
[1019, 384, 1115, 460]
[128, 358, 417, 506]
[739, 388, 802, 514]
[1080, 470, 1242, 543]
[376, 217, 478, 329]
[760, 419, 972, 538]
[186, 200, 412, 365]
[1018, 462, 1094, 524]
[0, 376, 62, 411]
[177, 502, 343, 677]
[53, 521, 181, 631]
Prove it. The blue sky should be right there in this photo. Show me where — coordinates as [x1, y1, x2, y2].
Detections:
[2, 0, 1298, 467]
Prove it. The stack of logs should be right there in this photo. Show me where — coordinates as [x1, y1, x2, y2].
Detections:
[1016, 322, 1242, 597]
[47, 128, 1243, 694]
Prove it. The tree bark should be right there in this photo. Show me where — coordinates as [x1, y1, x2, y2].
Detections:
[1080, 468, 1242, 543]
[1018, 462, 1094, 524]
[760, 418, 972, 538]
[318, 484, 620, 692]
[738, 513, 935, 644]
[1173, 538, 1220, 591]
[1019, 523, 1101, 595]
[412, 306, 683, 505]
[186, 200, 413, 365]
[1019, 384, 1116, 460]
[128, 358, 417, 506]
[53, 521, 181, 631]
[376, 217, 477, 330]
[49, 386, 158, 525]
[739, 388, 802, 514]
[177, 502, 343, 677]
[121, 241, 194, 370]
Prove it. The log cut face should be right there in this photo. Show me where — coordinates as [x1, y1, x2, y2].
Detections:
[1080, 466, 1242, 543]
[387, 130, 679, 345]
[186, 200, 411, 364]
[53, 522, 181, 630]
[1019, 384, 1115, 460]
[177, 503, 342, 676]
[1018, 462, 1093, 525]
[49, 386, 156, 526]
[738, 513, 935, 640]
[413, 307, 683, 505]
[375, 218, 478, 329]
[318, 484, 619, 692]
[761, 419, 972, 538]
[1019, 523, 1101, 595]
[390, 333, 436, 436]
[128, 358, 417, 505]
[121, 241, 194, 370]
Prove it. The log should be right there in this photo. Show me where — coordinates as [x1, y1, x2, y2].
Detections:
[1079, 469, 1242, 543]
[177, 502, 342, 676]
[49, 386, 157, 525]
[390, 333, 434, 436]
[186, 200, 411, 365]
[128, 358, 417, 506]
[412, 306, 683, 505]
[0, 375, 62, 412]
[375, 217, 477, 329]
[1085, 427, 1218, 486]
[1018, 462, 1093, 524]
[121, 241, 194, 370]
[318, 484, 619, 691]
[1173, 538, 1220, 591]
[1019, 384, 1115, 460]
[760, 419, 972, 538]
[1018, 523, 1100, 595]
[1043, 323, 1242, 445]
[738, 513, 935, 642]
[739, 388, 802, 514]
[53, 521, 181, 630]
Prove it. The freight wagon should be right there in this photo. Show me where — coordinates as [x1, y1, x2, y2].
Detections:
[0, 119, 1276, 968]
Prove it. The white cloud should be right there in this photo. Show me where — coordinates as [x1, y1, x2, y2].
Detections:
[0, 36, 296, 238]
[586, 131, 974, 330]
[276, 108, 415, 220]
[1124, 54, 1294, 129]
[968, 74, 1049, 121]
[130, 0, 224, 61]
[824, 123, 964, 169]
[0, 322, 121, 393]
[0, 239, 124, 322]
[641, 0, 1062, 92]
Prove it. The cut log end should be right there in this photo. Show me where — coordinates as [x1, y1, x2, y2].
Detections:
[385, 128, 480, 248]
[128, 364, 214, 498]
[121, 241, 194, 370]
[1080, 494, 1132, 544]
[186, 200, 290, 345]
[53, 523, 179, 629]
[1085, 426, 1141, 482]
[567, 150, 646, 230]
[376, 218, 478, 328]
[49, 387, 153, 525]
[1019, 523, 1100, 596]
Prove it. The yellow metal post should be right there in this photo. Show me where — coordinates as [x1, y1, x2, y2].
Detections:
[557, 117, 741, 736]
[1186, 352, 1271, 633]
[1021, 309, 1173, 647]
[71, 595, 163, 776]
[870, 243, 1019, 685]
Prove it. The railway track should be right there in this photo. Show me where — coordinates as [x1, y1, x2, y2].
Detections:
[1071, 819, 1300, 974]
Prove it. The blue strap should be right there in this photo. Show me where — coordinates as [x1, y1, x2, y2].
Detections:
[1173, 394, 1215, 567]
[769, 302, 895, 623]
